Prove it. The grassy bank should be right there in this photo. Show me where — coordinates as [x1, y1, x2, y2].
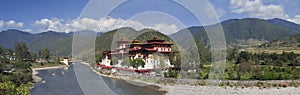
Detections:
[30, 62, 65, 68]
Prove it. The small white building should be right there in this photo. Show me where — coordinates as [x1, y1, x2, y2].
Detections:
[102, 55, 111, 66]
[62, 57, 69, 65]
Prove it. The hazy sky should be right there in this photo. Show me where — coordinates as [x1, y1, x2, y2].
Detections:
[0, 0, 300, 34]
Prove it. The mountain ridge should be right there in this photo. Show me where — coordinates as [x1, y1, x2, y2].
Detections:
[174, 18, 299, 46]
[267, 18, 300, 32]
[0, 30, 101, 56]
[1, 18, 300, 56]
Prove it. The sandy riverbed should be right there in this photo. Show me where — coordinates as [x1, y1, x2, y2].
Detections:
[80, 62, 300, 95]
[161, 84, 300, 95]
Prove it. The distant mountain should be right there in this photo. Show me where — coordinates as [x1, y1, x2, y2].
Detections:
[0, 29, 101, 56]
[0, 29, 33, 49]
[28, 31, 73, 56]
[174, 18, 299, 46]
[2, 18, 300, 56]
[268, 18, 300, 32]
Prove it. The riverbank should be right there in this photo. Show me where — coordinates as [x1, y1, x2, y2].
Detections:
[122, 78, 300, 95]
[31, 65, 68, 83]
[81, 62, 300, 95]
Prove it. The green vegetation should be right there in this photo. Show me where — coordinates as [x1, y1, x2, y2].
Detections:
[0, 43, 33, 95]
[175, 18, 298, 45]
[130, 58, 145, 70]
[121, 57, 131, 66]
[14, 42, 30, 61]
[222, 50, 300, 80]
[268, 18, 300, 32]
[28, 31, 73, 56]
[258, 34, 300, 50]
[0, 81, 31, 95]
[0, 42, 65, 94]
[244, 34, 300, 54]
[0, 29, 73, 56]
[163, 45, 300, 80]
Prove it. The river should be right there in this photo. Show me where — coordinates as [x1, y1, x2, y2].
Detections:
[30, 62, 166, 95]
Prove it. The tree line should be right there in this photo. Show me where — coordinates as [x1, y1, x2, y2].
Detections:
[164, 44, 300, 80]
[224, 50, 300, 80]
[0, 42, 58, 94]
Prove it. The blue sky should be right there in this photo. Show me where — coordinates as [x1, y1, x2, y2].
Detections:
[1, 0, 300, 34]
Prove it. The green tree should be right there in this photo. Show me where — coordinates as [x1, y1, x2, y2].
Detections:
[30, 53, 38, 63]
[95, 54, 103, 63]
[159, 59, 166, 68]
[287, 52, 297, 61]
[121, 57, 131, 66]
[130, 58, 145, 70]
[14, 42, 29, 61]
[252, 65, 261, 80]
[237, 59, 251, 80]
[111, 57, 119, 65]
[239, 51, 251, 62]
[169, 53, 175, 65]
[197, 41, 211, 63]
[0, 81, 30, 95]
[41, 48, 50, 62]
[38, 50, 42, 59]
[0, 46, 4, 55]
[7, 49, 14, 56]
[227, 48, 239, 61]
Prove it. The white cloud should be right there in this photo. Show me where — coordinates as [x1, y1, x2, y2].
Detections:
[0, 20, 24, 28]
[0, 20, 3, 28]
[35, 18, 64, 32]
[287, 15, 300, 24]
[5, 20, 24, 27]
[230, 0, 287, 19]
[153, 24, 177, 34]
[230, 0, 300, 24]
[21, 29, 32, 32]
[34, 17, 178, 35]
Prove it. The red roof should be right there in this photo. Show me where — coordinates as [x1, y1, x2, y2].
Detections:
[144, 48, 156, 51]
[96, 64, 112, 69]
[97, 64, 105, 67]
[102, 66, 112, 69]
[135, 69, 150, 73]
